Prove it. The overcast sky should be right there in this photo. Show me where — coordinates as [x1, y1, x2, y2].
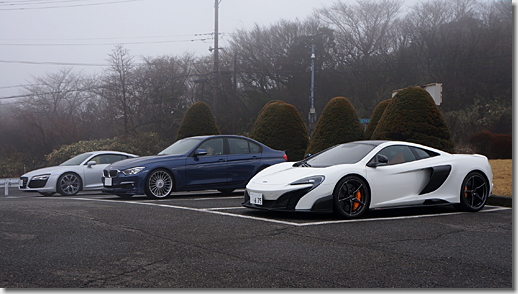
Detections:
[0, 0, 423, 100]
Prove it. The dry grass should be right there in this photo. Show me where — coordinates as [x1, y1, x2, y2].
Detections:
[489, 159, 512, 197]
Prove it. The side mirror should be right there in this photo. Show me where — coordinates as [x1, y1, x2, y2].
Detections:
[194, 149, 207, 157]
[304, 153, 312, 159]
[87, 161, 97, 167]
[366, 154, 389, 168]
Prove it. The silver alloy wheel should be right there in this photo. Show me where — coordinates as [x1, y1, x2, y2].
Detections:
[146, 170, 173, 198]
[58, 173, 81, 196]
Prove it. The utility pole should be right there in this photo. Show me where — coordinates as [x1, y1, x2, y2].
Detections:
[309, 44, 316, 137]
[212, 0, 220, 121]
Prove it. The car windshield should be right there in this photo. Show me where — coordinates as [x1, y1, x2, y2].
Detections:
[158, 138, 203, 155]
[306, 142, 377, 167]
[60, 153, 93, 166]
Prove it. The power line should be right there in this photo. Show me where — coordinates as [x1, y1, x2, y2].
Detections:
[0, 0, 142, 10]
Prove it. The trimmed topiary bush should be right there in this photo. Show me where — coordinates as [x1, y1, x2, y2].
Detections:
[251, 100, 309, 161]
[45, 132, 167, 166]
[306, 97, 364, 156]
[364, 99, 391, 140]
[371, 87, 454, 152]
[176, 102, 221, 141]
[469, 130, 512, 159]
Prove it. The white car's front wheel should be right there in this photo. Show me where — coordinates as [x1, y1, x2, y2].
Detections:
[333, 176, 370, 219]
[57, 173, 82, 196]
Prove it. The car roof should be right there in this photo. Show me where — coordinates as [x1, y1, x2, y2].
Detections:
[85, 151, 137, 157]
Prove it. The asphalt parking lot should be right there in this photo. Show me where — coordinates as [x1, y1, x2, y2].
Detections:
[0, 189, 512, 288]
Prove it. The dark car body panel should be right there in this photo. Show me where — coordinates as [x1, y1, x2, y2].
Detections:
[102, 135, 286, 196]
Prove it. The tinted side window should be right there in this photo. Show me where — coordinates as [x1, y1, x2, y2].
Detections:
[88, 154, 125, 165]
[198, 138, 224, 156]
[228, 138, 250, 154]
[411, 147, 439, 159]
[375, 145, 416, 165]
[249, 141, 261, 154]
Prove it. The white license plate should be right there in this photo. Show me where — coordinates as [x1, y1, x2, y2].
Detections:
[249, 192, 263, 205]
[105, 177, 112, 187]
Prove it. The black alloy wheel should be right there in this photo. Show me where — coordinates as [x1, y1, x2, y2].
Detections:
[458, 171, 489, 212]
[333, 175, 370, 219]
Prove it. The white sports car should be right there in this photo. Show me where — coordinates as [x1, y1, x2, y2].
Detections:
[19, 151, 137, 196]
[244, 141, 493, 219]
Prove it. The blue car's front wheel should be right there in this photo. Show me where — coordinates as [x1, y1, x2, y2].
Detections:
[145, 169, 174, 199]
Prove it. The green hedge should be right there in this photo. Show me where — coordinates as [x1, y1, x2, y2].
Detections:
[176, 101, 220, 141]
[306, 97, 363, 155]
[371, 87, 454, 152]
[364, 99, 391, 140]
[251, 100, 308, 161]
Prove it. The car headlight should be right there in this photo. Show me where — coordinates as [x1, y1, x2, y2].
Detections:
[290, 175, 325, 190]
[31, 174, 50, 181]
[122, 167, 145, 176]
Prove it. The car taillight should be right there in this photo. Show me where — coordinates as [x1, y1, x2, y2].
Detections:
[283, 154, 288, 161]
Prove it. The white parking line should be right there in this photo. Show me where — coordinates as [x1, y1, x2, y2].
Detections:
[205, 207, 247, 210]
[65, 198, 511, 227]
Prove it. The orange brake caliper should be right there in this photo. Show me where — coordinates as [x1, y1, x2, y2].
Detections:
[465, 186, 468, 198]
[353, 190, 361, 210]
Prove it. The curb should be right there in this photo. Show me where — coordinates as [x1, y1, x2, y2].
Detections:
[487, 195, 512, 207]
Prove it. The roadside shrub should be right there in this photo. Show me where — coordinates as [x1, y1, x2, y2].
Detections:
[364, 99, 391, 140]
[469, 130, 512, 159]
[0, 153, 26, 178]
[251, 100, 308, 161]
[45, 132, 167, 166]
[371, 87, 454, 153]
[176, 102, 220, 141]
[306, 97, 363, 156]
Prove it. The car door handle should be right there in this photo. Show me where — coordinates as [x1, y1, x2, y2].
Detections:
[218, 158, 226, 162]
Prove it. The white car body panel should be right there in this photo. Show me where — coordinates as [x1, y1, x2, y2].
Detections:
[19, 151, 137, 195]
[245, 141, 493, 214]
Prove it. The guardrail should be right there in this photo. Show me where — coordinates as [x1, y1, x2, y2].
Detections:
[0, 178, 18, 195]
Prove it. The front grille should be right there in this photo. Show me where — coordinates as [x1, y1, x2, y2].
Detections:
[104, 170, 119, 178]
[20, 177, 28, 188]
[28, 179, 48, 188]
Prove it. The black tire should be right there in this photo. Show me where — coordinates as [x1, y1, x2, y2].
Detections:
[117, 194, 133, 199]
[144, 169, 174, 199]
[39, 192, 55, 196]
[333, 175, 370, 219]
[457, 171, 489, 212]
[218, 189, 235, 195]
[57, 173, 82, 196]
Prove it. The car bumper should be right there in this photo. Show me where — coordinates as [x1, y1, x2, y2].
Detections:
[18, 176, 57, 193]
[102, 175, 144, 195]
[242, 188, 333, 213]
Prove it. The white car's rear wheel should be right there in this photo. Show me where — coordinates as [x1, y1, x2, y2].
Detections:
[145, 169, 173, 199]
[333, 176, 370, 219]
[458, 171, 488, 212]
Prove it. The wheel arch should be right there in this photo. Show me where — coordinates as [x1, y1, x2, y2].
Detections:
[333, 173, 372, 199]
[463, 169, 491, 193]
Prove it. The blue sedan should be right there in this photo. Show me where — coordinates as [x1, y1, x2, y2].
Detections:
[102, 135, 288, 199]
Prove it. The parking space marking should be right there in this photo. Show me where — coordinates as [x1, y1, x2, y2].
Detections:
[205, 207, 247, 211]
[66, 198, 511, 227]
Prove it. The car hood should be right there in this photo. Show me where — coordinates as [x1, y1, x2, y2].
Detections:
[21, 166, 80, 178]
[251, 165, 322, 185]
[107, 154, 185, 169]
